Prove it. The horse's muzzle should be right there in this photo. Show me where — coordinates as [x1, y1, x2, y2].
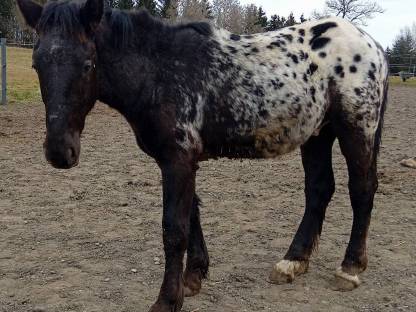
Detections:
[43, 132, 80, 169]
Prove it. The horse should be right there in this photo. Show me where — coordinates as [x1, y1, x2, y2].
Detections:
[17, 0, 389, 311]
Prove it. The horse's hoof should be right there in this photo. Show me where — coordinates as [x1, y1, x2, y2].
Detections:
[333, 267, 361, 291]
[268, 260, 308, 284]
[183, 270, 202, 297]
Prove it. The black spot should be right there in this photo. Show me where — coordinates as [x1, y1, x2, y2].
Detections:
[260, 62, 266, 66]
[311, 22, 338, 37]
[368, 43, 372, 48]
[293, 72, 297, 79]
[368, 70, 376, 81]
[310, 37, 331, 50]
[266, 45, 274, 49]
[270, 41, 281, 47]
[303, 73, 308, 82]
[291, 54, 299, 64]
[282, 34, 293, 42]
[309, 63, 318, 75]
[310, 86, 317, 103]
[283, 73, 289, 77]
[335, 65, 344, 76]
[356, 114, 364, 121]
[299, 29, 305, 36]
[289, 27, 296, 31]
[337, 57, 342, 62]
[259, 110, 269, 118]
[319, 52, 327, 58]
[243, 43, 251, 48]
[371, 62, 376, 69]
[354, 88, 362, 96]
[354, 54, 362, 62]
[244, 35, 254, 39]
[227, 46, 238, 54]
[349, 65, 357, 73]
[244, 53, 251, 57]
[230, 34, 241, 41]
[253, 86, 265, 97]
[298, 37, 304, 44]
[251, 47, 259, 53]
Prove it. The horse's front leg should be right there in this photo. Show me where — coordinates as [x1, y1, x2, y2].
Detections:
[149, 159, 196, 312]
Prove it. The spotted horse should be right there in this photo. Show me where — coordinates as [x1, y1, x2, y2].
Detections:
[18, 0, 389, 310]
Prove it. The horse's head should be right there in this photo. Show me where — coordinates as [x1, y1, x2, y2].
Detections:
[18, 0, 104, 169]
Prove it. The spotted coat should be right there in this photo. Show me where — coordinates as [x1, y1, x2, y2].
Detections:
[176, 17, 389, 160]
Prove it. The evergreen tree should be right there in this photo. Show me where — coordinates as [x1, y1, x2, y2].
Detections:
[285, 12, 296, 27]
[0, 0, 13, 38]
[117, 0, 135, 10]
[255, 6, 268, 29]
[300, 14, 306, 23]
[390, 28, 416, 74]
[137, 0, 158, 15]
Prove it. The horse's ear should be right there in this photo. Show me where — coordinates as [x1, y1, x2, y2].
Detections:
[80, 0, 104, 33]
[17, 0, 43, 29]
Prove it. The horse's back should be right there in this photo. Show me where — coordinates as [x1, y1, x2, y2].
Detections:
[184, 17, 388, 159]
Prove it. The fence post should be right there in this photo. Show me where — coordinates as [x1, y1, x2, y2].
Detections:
[1, 38, 6, 105]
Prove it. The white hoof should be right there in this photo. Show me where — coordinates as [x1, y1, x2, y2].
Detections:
[333, 267, 361, 291]
[269, 260, 308, 284]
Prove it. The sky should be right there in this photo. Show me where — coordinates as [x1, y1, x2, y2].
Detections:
[239, 0, 416, 48]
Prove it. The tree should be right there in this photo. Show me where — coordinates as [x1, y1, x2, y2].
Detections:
[285, 12, 296, 27]
[212, 0, 245, 34]
[137, 0, 158, 15]
[300, 14, 306, 23]
[201, 0, 213, 19]
[256, 6, 268, 29]
[0, 0, 14, 38]
[390, 27, 416, 74]
[117, 0, 135, 10]
[314, 0, 384, 26]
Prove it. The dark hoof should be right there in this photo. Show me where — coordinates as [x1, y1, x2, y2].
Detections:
[149, 287, 184, 312]
[183, 270, 202, 297]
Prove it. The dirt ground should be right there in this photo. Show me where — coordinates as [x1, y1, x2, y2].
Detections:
[0, 86, 415, 312]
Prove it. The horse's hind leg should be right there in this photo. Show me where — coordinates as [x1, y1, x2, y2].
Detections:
[183, 194, 209, 297]
[332, 116, 379, 291]
[270, 123, 336, 284]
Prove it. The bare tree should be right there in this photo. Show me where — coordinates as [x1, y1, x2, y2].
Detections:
[314, 0, 384, 26]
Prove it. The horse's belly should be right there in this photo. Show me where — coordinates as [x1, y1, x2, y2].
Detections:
[253, 110, 322, 158]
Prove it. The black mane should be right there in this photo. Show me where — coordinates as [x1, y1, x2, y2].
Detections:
[38, 0, 212, 47]
[38, 0, 85, 35]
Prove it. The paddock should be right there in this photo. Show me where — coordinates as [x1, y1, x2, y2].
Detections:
[0, 83, 414, 311]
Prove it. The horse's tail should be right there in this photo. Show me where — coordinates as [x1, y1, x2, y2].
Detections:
[374, 59, 389, 158]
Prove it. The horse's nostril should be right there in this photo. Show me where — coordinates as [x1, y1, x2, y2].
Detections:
[68, 147, 76, 161]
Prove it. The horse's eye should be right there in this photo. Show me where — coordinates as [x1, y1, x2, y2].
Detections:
[83, 60, 93, 73]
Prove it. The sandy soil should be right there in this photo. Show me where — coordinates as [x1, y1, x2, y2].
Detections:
[0, 86, 415, 312]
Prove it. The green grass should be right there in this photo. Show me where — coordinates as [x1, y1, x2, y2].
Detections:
[5, 46, 41, 104]
[389, 76, 416, 87]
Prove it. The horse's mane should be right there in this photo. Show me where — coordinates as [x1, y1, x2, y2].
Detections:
[38, 0, 85, 36]
[38, 0, 212, 48]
